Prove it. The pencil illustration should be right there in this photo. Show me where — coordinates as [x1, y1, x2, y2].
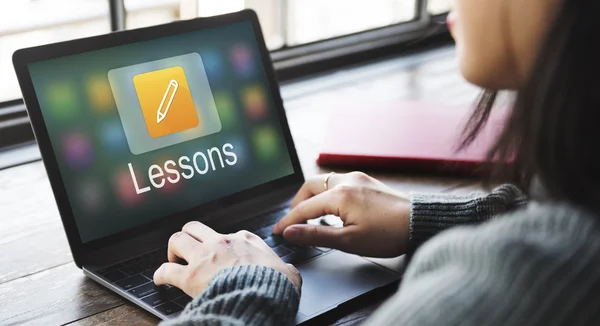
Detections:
[157, 79, 178, 123]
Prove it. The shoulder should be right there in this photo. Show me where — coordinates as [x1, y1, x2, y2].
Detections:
[367, 203, 600, 326]
[403, 203, 600, 324]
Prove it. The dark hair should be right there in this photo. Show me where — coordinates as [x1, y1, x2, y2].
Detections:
[461, 0, 600, 212]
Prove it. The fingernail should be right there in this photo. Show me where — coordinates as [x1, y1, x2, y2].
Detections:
[272, 224, 280, 234]
[170, 232, 181, 242]
[153, 267, 161, 283]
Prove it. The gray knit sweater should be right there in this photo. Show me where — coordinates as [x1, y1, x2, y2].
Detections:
[163, 185, 600, 325]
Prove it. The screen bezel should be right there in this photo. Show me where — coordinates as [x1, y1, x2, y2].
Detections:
[12, 10, 304, 266]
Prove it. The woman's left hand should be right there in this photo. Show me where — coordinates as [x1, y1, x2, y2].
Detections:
[153, 221, 302, 298]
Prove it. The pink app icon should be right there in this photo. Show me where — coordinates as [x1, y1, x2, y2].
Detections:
[115, 169, 145, 206]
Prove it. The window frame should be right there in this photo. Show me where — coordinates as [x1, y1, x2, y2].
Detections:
[0, 0, 450, 167]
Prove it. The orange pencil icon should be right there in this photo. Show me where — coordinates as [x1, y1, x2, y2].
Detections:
[157, 79, 178, 123]
[133, 65, 199, 138]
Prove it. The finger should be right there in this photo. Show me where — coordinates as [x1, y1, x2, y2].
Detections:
[235, 229, 262, 242]
[168, 231, 202, 263]
[153, 262, 187, 288]
[290, 173, 340, 208]
[182, 221, 219, 243]
[286, 263, 302, 294]
[274, 191, 341, 234]
[282, 224, 351, 249]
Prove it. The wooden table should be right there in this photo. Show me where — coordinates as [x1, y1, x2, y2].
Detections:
[0, 46, 482, 325]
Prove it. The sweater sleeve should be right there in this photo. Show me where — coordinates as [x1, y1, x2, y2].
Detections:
[408, 183, 527, 255]
[161, 265, 299, 326]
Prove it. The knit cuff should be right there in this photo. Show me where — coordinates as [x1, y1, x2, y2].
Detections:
[176, 265, 299, 325]
[408, 184, 526, 256]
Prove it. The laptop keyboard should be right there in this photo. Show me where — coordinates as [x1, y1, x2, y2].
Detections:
[96, 208, 332, 316]
[97, 249, 190, 316]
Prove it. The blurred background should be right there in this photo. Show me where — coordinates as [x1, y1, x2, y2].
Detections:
[0, 0, 451, 103]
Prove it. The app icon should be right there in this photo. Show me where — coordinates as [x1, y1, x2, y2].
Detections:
[242, 84, 267, 119]
[252, 125, 279, 162]
[133, 66, 199, 138]
[108, 53, 222, 155]
[86, 73, 115, 113]
[201, 50, 224, 82]
[213, 91, 237, 128]
[115, 168, 144, 206]
[231, 44, 254, 76]
[62, 131, 93, 169]
[77, 179, 104, 213]
[46, 81, 78, 119]
[99, 120, 127, 153]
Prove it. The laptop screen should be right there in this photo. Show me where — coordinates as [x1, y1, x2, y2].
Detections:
[27, 21, 295, 243]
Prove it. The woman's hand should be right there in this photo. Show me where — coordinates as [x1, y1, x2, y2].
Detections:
[272, 172, 410, 258]
[154, 221, 302, 298]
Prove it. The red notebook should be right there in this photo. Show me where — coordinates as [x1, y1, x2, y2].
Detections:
[316, 100, 508, 175]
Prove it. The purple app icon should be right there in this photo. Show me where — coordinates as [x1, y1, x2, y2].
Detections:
[231, 44, 254, 76]
[63, 131, 93, 169]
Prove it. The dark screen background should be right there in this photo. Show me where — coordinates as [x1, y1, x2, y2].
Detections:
[28, 21, 295, 243]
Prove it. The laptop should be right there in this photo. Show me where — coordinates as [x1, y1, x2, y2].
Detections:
[12, 10, 401, 324]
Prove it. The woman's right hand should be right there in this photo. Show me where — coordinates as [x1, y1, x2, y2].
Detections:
[272, 172, 411, 258]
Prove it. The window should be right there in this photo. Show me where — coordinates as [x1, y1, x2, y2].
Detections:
[285, 0, 417, 46]
[428, 0, 452, 15]
[123, 0, 431, 50]
[0, 0, 110, 103]
[124, 0, 285, 50]
[1, 0, 449, 103]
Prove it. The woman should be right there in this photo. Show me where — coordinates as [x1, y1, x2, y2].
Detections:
[154, 0, 600, 325]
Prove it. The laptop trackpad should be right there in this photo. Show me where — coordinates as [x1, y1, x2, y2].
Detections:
[296, 250, 400, 318]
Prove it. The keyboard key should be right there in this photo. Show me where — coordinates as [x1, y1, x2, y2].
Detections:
[253, 226, 274, 239]
[115, 274, 150, 290]
[169, 287, 185, 298]
[142, 269, 157, 280]
[272, 246, 292, 257]
[146, 250, 166, 266]
[263, 209, 289, 224]
[282, 248, 322, 264]
[142, 287, 184, 307]
[264, 236, 285, 248]
[121, 263, 145, 275]
[155, 302, 183, 315]
[129, 282, 167, 298]
[263, 237, 276, 247]
[174, 295, 193, 307]
[101, 269, 127, 282]
[316, 247, 333, 252]
[138, 260, 156, 270]
[97, 267, 110, 274]
[283, 244, 304, 252]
